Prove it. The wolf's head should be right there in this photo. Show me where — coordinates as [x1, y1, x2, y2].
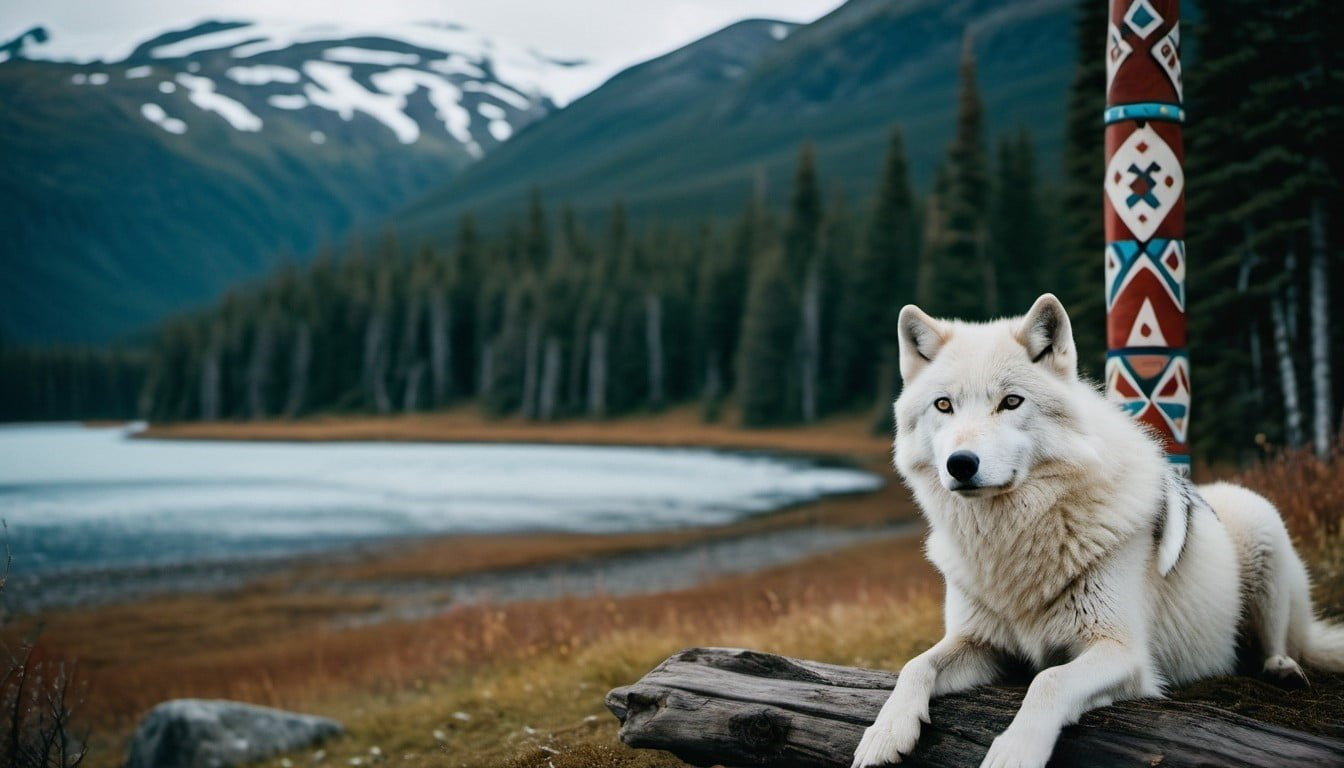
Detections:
[892, 294, 1100, 499]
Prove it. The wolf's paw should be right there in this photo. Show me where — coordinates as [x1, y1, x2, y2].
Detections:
[1263, 655, 1309, 689]
[850, 705, 924, 767]
[979, 726, 1055, 768]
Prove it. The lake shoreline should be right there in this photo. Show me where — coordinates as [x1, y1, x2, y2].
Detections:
[6, 409, 913, 617]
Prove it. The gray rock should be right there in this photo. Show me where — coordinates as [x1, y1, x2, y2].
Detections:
[127, 699, 343, 768]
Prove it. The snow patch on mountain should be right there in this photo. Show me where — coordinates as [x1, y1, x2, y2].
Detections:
[5, 18, 628, 156]
[302, 60, 418, 144]
[226, 64, 301, 85]
[141, 102, 187, 134]
[323, 47, 420, 66]
[176, 73, 262, 131]
[268, 94, 308, 110]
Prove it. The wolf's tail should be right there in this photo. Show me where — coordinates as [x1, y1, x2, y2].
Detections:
[1303, 619, 1344, 672]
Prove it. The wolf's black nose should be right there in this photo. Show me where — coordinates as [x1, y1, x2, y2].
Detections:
[946, 451, 980, 482]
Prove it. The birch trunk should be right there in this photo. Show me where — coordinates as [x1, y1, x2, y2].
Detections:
[538, 336, 562, 421]
[199, 324, 222, 421]
[1271, 296, 1304, 448]
[402, 361, 425, 413]
[588, 327, 608, 418]
[363, 311, 391, 414]
[567, 319, 589, 411]
[520, 315, 542, 420]
[1309, 196, 1333, 457]
[800, 262, 821, 423]
[283, 321, 311, 419]
[428, 291, 451, 406]
[477, 341, 494, 399]
[246, 319, 273, 420]
[702, 357, 723, 420]
[644, 293, 665, 410]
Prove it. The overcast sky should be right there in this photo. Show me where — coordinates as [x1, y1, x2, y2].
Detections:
[1, 1, 846, 66]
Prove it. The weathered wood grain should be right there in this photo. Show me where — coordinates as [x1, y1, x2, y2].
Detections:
[605, 647, 1344, 768]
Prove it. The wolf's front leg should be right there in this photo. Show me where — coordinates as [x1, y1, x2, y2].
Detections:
[852, 635, 999, 767]
[981, 640, 1145, 768]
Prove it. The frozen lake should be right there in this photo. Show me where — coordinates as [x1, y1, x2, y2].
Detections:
[0, 424, 882, 576]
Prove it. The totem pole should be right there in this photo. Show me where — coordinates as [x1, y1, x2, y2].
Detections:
[1103, 0, 1189, 473]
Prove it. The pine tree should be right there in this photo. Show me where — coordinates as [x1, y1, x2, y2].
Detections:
[933, 35, 993, 320]
[1057, 0, 1108, 374]
[738, 245, 798, 426]
[842, 127, 918, 426]
[990, 129, 1046, 313]
[785, 143, 825, 421]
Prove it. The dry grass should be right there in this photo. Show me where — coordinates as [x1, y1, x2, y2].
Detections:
[138, 405, 894, 460]
[38, 413, 1344, 768]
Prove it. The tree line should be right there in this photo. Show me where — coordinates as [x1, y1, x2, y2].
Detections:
[131, 39, 1054, 434]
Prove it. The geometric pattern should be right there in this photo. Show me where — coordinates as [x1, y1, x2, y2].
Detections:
[1105, 0, 1188, 471]
[1105, 238, 1187, 350]
[1105, 124, 1183, 243]
[1105, 239, 1185, 312]
[1106, 23, 1133, 98]
[1123, 0, 1164, 39]
[1106, 351, 1191, 446]
[1151, 22, 1183, 102]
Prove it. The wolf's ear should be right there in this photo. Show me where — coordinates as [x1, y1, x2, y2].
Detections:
[1016, 294, 1077, 379]
[898, 305, 947, 381]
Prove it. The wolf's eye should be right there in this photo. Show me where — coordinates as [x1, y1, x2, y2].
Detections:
[934, 397, 953, 414]
[999, 395, 1025, 411]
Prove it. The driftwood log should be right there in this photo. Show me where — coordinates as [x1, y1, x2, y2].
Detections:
[605, 647, 1344, 768]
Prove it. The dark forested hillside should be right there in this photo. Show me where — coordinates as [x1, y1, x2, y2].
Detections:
[0, 20, 600, 343]
[394, 0, 1078, 239]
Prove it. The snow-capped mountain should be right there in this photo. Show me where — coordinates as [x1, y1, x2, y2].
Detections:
[0, 20, 618, 342]
[4, 19, 615, 156]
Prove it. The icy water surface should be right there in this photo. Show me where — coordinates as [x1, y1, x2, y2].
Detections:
[0, 424, 881, 576]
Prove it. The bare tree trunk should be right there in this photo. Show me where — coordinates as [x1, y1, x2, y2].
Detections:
[644, 293, 665, 410]
[588, 327, 608, 418]
[402, 361, 425, 412]
[1271, 296, 1304, 448]
[246, 318, 274, 420]
[199, 324, 222, 421]
[539, 336, 562, 421]
[702, 356, 723, 421]
[428, 292, 451, 406]
[363, 311, 391, 414]
[1309, 196, 1333, 457]
[520, 315, 542, 420]
[567, 319, 589, 412]
[800, 262, 821, 423]
[283, 321, 311, 418]
[477, 341, 494, 399]
[871, 345, 897, 434]
[980, 224, 998, 317]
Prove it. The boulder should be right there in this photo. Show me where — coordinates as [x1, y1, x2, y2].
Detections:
[127, 699, 343, 768]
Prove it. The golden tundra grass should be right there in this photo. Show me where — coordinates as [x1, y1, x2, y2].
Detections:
[25, 409, 1342, 768]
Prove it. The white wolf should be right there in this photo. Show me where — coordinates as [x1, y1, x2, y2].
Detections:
[851, 294, 1344, 768]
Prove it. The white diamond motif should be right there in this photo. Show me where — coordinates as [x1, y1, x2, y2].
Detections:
[1123, 0, 1164, 39]
[1106, 23, 1133, 96]
[1151, 22, 1183, 101]
[1105, 125, 1183, 242]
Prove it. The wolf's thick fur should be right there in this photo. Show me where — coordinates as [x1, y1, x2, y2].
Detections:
[851, 295, 1344, 768]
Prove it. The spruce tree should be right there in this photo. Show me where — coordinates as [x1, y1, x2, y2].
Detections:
[990, 129, 1045, 313]
[1057, 0, 1107, 373]
[845, 127, 918, 425]
[737, 245, 798, 426]
[934, 36, 993, 320]
[785, 143, 825, 421]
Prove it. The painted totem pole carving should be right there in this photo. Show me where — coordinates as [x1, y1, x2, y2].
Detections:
[1103, 0, 1189, 473]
